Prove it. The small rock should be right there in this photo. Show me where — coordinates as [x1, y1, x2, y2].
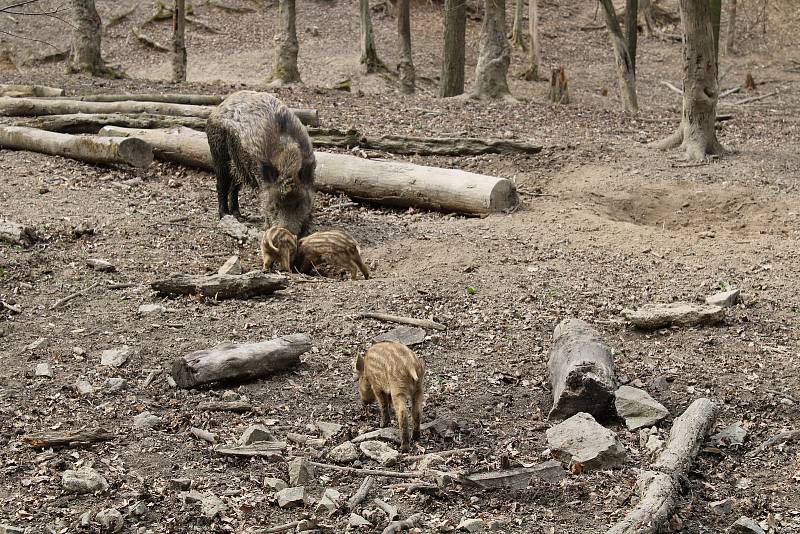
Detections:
[138, 303, 167, 315]
[328, 441, 360, 463]
[239, 424, 276, 445]
[712, 424, 748, 447]
[128, 501, 148, 518]
[651, 375, 673, 392]
[314, 488, 341, 514]
[351, 427, 401, 444]
[359, 440, 400, 466]
[316, 421, 343, 438]
[72, 222, 94, 237]
[288, 457, 315, 486]
[546, 412, 627, 470]
[297, 519, 318, 531]
[264, 477, 288, 491]
[186, 490, 226, 519]
[276, 486, 306, 508]
[133, 411, 162, 430]
[105, 377, 127, 392]
[100, 346, 131, 367]
[348, 513, 372, 528]
[417, 453, 445, 471]
[62, 466, 108, 494]
[645, 434, 665, 454]
[287, 432, 327, 448]
[457, 518, 485, 532]
[372, 326, 426, 346]
[730, 516, 766, 534]
[706, 288, 741, 308]
[95, 508, 123, 532]
[710, 498, 735, 515]
[79, 511, 92, 527]
[35, 362, 53, 378]
[86, 258, 116, 272]
[26, 337, 48, 351]
[614, 386, 670, 430]
[0, 525, 25, 534]
[75, 379, 94, 395]
[219, 215, 261, 242]
[622, 302, 724, 330]
[218, 255, 243, 275]
[169, 478, 192, 491]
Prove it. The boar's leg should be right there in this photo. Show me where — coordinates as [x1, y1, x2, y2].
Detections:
[228, 184, 243, 220]
[392, 396, 412, 452]
[411, 389, 424, 440]
[373, 387, 390, 428]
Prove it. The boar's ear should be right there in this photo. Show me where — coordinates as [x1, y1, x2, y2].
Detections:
[261, 163, 278, 183]
[299, 159, 315, 185]
[354, 354, 365, 374]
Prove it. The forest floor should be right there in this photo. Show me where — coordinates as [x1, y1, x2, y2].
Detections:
[1, 0, 800, 532]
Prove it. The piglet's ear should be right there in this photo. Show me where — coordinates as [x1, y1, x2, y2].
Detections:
[355, 354, 365, 373]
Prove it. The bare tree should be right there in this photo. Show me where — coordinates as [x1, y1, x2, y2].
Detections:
[639, 0, 656, 37]
[359, 0, 385, 73]
[625, 0, 638, 74]
[654, 0, 724, 160]
[172, 0, 187, 83]
[67, 0, 120, 77]
[440, 0, 466, 96]
[470, 0, 513, 100]
[725, 0, 737, 55]
[598, 0, 638, 112]
[710, 0, 721, 65]
[396, 0, 415, 93]
[524, 0, 541, 80]
[269, 0, 301, 85]
[510, 0, 526, 50]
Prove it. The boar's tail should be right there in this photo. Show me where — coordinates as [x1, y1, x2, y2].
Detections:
[409, 368, 419, 382]
[266, 234, 280, 255]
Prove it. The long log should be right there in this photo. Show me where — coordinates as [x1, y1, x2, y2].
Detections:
[97, 126, 520, 215]
[0, 126, 153, 168]
[22, 428, 115, 448]
[547, 318, 616, 420]
[0, 97, 319, 126]
[151, 271, 289, 299]
[15, 113, 208, 134]
[171, 333, 311, 388]
[0, 84, 64, 97]
[48, 93, 223, 105]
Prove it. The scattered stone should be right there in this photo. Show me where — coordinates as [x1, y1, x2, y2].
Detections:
[35, 362, 53, 378]
[622, 302, 724, 330]
[128, 501, 148, 518]
[464, 459, 565, 490]
[457, 518, 485, 532]
[100, 346, 131, 367]
[614, 386, 669, 430]
[315, 488, 341, 514]
[72, 222, 95, 237]
[105, 377, 127, 392]
[417, 453, 445, 471]
[546, 412, 627, 470]
[712, 424, 748, 448]
[219, 215, 261, 242]
[186, 490, 226, 519]
[86, 258, 116, 272]
[297, 519, 318, 531]
[26, 337, 48, 351]
[359, 440, 400, 466]
[75, 379, 94, 395]
[276, 486, 306, 508]
[351, 427, 401, 444]
[239, 424, 276, 445]
[287, 432, 327, 448]
[218, 255, 243, 275]
[645, 434, 665, 454]
[79, 511, 92, 527]
[316, 421, 343, 438]
[710, 498, 734, 515]
[133, 411, 162, 430]
[288, 457, 315, 486]
[0, 525, 25, 534]
[95, 508, 123, 532]
[730, 516, 766, 534]
[62, 466, 109, 494]
[264, 477, 288, 491]
[0, 220, 37, 247]
[169, 478, 192, 491]
[348, 513, 372, 528]
[372, 325, 426, 346]
[138, 303, 167, 315]
[651, 375, 673, 392]
[706, 288, 741, 308]
[328, 441, 360, 463]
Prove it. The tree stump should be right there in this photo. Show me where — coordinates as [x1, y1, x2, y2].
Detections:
[548, 67, 570, 104]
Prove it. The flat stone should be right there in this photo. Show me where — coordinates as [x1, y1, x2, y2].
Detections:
[614, 386, 669, 430]
[287, 432, 327, 448]
[276, 486, 306, 508]
[316, 421, 343, 439]
[138, 303, 167, 315]
[35, 362, 53, 378]
[359, 440, 400, 466]
[26, 337, 48, 351]
[706, 288, 741, 308]
[186, 490, 226, 519]
[417, 453, 445, 471]
[710, 498, 735, 515]
[546, 412, 627, 470]
[105, 377, 127, 392]
[314, 488, 341, 514]
[264, 477, 288, 491]
[622, 302, 724, 330]
[219, 216, 261, 243]
[100, 346, 131, 367]
[530, 459, 567, 483]
[372, 326, 427, 346]
[62, 466, 108, 494]
[128, 501, 148, 517]
[328, 441, 359, 463]
[351, 427, 401, 444]
[457, 518, 485, 532]
[86, 258, 116, 272]
[95, 508, 123, 533]
[169, 478, 192, 491]
[348, 514, 372, 528]
[288, 457, 315, 486]
[0, 524, 25, 534]
[239, 424, 276, 445]
[712, 424, 748, 448]
[133, 411, 162, 430]
[218, 255, 243, 275]
[730, 516, 765, 534]
[75, 379, 94, 395]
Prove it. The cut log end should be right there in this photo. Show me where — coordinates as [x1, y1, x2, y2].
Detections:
[489, 179, 521, 212]
[117, 137, 154, 167]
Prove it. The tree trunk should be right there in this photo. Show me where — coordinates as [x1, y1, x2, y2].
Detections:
[172, 0, 187, 82]
[654, 0, 723, 161]
[548, 66, 569, 104]
[470, 0, 513, 100]
[270, 0, 301, 84]
[510, 0, 526, 50]
[639, 0, 656, 37]
[359, 0, 385, 73]
[524, 0, 541, 81]
[68, 0, 109, 76]
[725, 0, 737, 55]
[710, 0, 721, 66]
[0, 125, 152, 168]
[439, 0, 466, 97]
[625, 0, 638, 75]
[599, 0, 638, 113]
[396, 0, 415, 93]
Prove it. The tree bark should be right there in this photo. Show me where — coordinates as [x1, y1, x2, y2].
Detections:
[270, 0, 301, 84]
[172, 0, 187, 82]
[639, 0, 656, 37]
[0, 84, 63, 97]
[396, 0, 415, 93]
[22, 428, 115, 449]
[45, 93, 223, 105]
[171, 334, 310, 388]
[151, 271, 289, 300]
[510, 0, 526, 50]
[625, 0, 638, 74]
[724, 0, 737, 55]
[710, 0, 721, 66]
[96, 126, 521, 216]
[470, 0, 513, 100]
[359, 0, 385, 73]
[68, 0, 119, 77]
[599, 0, 638, 113]
[0, 126, 153, 168]
[17, 113, 208, 134]
[524, 0, 541, 81]
[439, 0, 466, 97]
[0, 96, 211, 118]
[654, 0, 723, 161]
[548, 66, 569, 104]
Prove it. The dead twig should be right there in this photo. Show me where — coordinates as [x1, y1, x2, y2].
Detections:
[257, 521, 300, 534]
[347, 476, 374, 510]
[730, 90, 779, 105]
[359, 311, 447, 331]
[312, 462, 422, 480]
[660, 81, 683, 95]
[748, 430, 800, 457]
[51, 281, 100, 310]
[382, 513, 422, 534]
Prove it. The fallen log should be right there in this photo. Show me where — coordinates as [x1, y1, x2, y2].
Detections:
[0, 126, 153, 168]
[359, 311, 447, 331]
[212, 442, 287, 459]
[15, 113, 207, 134]
[0, 219, 37, 247]
[347, 476, 375, 510]
[22, 428, 115, 448]
[607, 398, 716, 534]
[171, 333, 310, 389]
[151, 271, 289, 300]
[197, 400, 253, 413]
[547, 318, 616, 420]
[48, 93, 224, 105]
[96, 126, 519, 215]
[382, 513, 422, 534]
[0, 84, 63, 97]
[132, 27, 170, 52]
